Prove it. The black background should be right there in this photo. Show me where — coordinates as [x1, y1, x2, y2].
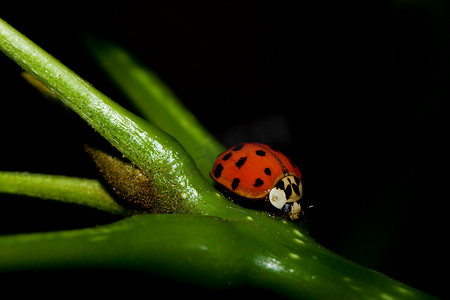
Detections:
[1, 1, 448, 298]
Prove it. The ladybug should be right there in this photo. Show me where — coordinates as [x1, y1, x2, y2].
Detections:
[210, 143, 303, 220]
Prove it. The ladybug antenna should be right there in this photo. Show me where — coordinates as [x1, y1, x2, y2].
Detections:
[306, 204, 316, 210]
[301, 203, 316, 217]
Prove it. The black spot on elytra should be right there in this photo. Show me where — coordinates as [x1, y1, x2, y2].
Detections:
[222, 153, 232, 161]
[294, 176, 300, 185]
[231, 178, 240, 190]
[292, 184, 300, 196]
[232, 144, 244, 151]
[255, 150, 266, 156]
[235, 156, 247, 169]
[285, 184, 292, 199]
[254, 178, 264, 187]
[214, 163, 223, 178]
[275, 179, 285, 190]
[264, 168, 271, 176]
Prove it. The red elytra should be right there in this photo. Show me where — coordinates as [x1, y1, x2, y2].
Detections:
[210, 143, 302, 200]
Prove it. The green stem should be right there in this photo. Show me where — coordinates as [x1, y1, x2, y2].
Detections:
[0, 18, 437, 299]
[0, 214, 435, 300]
[0, 171, 128, 215]
[0, 18, 213, 216]
[84, 37, 224, 178]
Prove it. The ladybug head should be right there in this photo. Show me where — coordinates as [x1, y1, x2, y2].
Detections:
[268, 175, 303, 220]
